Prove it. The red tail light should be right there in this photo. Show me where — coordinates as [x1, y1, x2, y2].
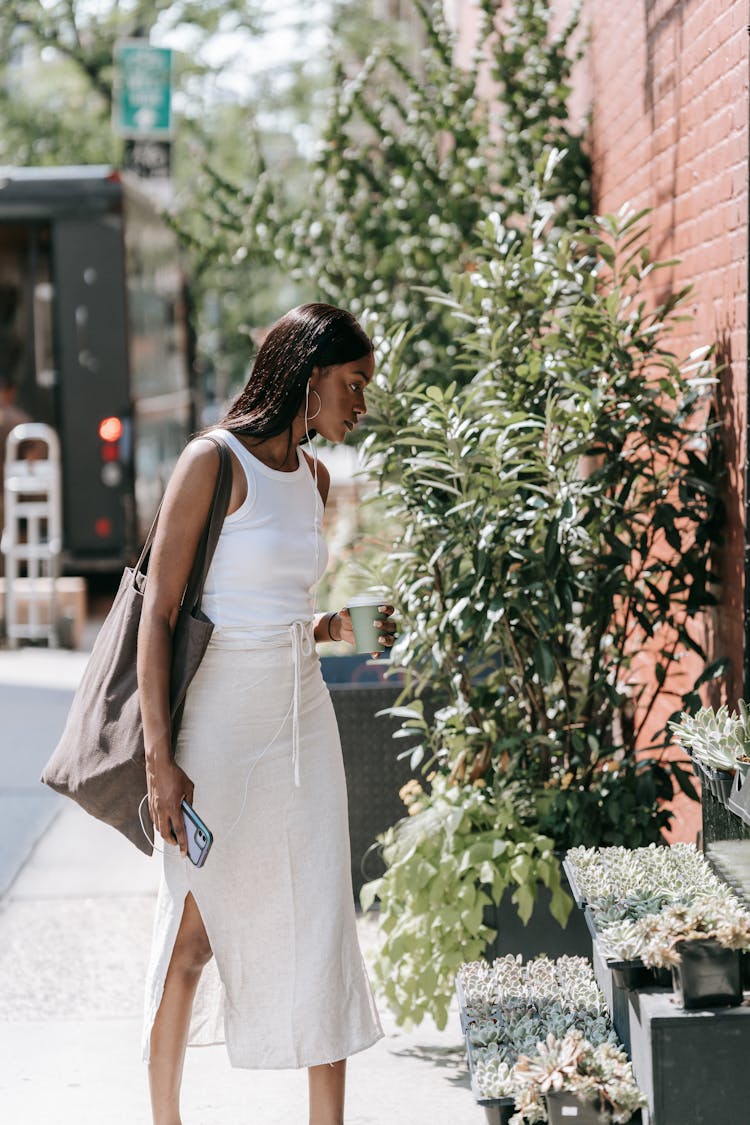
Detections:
[99, 416, 123, 443]
[94, 517, 113, 538]
[101, 444, 119, 463]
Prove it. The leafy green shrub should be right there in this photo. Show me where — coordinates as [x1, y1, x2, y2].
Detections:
[359, 189, 725, 1025]
[364, 194, 724, 829]
[185, 0, 590, 383]
[360, 775, 570, 1029]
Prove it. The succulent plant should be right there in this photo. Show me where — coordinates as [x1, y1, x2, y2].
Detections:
[598, 920, 648, 963]
[510, 1031, 647, 1125]
[565, 842, 730, 917]
[599, 894, 750, 967]
[669, 705, 750, 771]
[473, 1056, 517, 1100]
[638, 896, 750, 968]
[460, 957, 619, 1105]
[592, 889, 675, 927]
[459, 955, 605, 1013]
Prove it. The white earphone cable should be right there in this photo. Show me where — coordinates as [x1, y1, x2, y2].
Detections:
[304, 381, 321, 619]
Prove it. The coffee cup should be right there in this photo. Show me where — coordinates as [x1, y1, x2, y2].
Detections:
[346, 595, 388, 653]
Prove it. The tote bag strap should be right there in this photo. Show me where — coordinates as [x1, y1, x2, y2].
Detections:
[132, 435, 233, 607]
[183, 437, 233, 612]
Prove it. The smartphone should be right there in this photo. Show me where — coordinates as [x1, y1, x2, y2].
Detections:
[180, 799, 213, 867]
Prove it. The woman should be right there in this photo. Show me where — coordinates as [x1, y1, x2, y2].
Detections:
[137, 303, 395, 1125]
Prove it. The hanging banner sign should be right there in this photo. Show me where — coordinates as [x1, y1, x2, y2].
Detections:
[113, 40, 173, 138]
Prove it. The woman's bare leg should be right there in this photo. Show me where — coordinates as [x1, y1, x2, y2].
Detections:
[148, 893, 213, 1125]
[308, 1059, 346, 1125]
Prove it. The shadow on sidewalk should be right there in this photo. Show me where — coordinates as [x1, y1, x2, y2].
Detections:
[389, 1041, 470, 1087]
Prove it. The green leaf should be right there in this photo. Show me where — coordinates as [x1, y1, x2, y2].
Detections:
[549, 885, 573, 927]
[532, 639, 556, 684]
[511, 881, 536, 925]
[359, 879, 383, 914]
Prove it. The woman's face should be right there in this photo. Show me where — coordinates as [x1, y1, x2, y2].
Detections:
[308, 353, 374, 443]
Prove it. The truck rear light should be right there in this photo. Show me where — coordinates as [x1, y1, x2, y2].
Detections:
[101, 443, 119, 462]
[99, 416, 123, 442]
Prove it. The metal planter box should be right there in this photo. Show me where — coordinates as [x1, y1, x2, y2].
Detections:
[628, 989, 750, 1124]
[482, 875, 592, 963]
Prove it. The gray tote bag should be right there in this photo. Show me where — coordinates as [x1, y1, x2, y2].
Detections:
[41, 438, 232, 855]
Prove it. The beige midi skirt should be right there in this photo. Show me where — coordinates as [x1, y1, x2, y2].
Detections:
[142, 625, 383, 1068]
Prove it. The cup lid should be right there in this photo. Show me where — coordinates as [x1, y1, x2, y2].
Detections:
[346, 593, 385, 608]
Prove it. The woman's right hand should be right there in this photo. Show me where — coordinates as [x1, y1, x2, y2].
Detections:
[146, 757, 195, 856]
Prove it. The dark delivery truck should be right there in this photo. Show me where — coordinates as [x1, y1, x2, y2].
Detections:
[0, 165, 194, 572]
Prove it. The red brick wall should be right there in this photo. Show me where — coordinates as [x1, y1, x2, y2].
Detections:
[580, 0, 747, 842]
[453, 0, 748, 840]
[582, 0, 747, 695]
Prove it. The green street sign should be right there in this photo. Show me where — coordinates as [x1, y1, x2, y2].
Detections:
[113, 40, 173, 138]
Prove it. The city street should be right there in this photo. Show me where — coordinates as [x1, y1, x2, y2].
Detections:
[0, 645, 474, 1124]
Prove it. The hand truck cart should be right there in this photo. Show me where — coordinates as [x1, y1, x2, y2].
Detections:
[1, 423, 63, 647]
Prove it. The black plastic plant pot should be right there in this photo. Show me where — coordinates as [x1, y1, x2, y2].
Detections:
[704, 766, 735, 805]
[652, 966, 673, 988]
[545, 1091, 604, 1124]
[483, 1105, 514, 1125]
[671, 939, 742, 1009]
[611, 962, 654, 990]
[716, 776, 735, 804]
[742, 950, 750, 991]
[546, 1093, 643, 1125]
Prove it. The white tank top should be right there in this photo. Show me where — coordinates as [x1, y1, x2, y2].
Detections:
[201, 429, 328, 634]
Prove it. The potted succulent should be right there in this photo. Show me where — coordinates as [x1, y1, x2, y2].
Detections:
[511, 1030, 646, 1125]
[599, 894, 750, 1008]
[669, 705, 750, 804]
[458, 956, 621, 1122]
[636, 896, 750, 1008]
[565, 843, 732, 953]
[564, 842, 726, 911]
[568, 844, 742, 990]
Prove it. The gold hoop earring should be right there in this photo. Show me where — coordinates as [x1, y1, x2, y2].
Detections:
[306, 387, 322, 421]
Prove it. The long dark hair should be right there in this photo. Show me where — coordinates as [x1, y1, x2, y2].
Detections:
[217, 303, 372, 445]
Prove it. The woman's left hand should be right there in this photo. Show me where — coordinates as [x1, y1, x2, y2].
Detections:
[336, 604, 397, 658]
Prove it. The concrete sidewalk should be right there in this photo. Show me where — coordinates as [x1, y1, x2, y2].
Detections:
[0, 649, 474, 1124]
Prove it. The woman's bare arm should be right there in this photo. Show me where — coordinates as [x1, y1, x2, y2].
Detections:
[137, 438, 222, 854]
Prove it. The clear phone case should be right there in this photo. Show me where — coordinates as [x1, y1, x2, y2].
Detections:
[181, 800, 213, 867]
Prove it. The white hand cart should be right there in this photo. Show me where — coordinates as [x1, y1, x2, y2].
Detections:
[1, 422, 63, 647]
